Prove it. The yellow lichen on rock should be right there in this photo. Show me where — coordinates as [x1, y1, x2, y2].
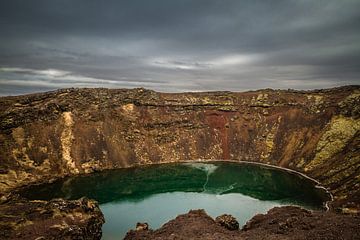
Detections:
[12, 127, 25, 145]
[265, 132, 275, 153]
[257, 93, 268, 101]
[305, 115, 360, 172]
[61, 112, 79, 174]
[339, 90, 360, 116]
[0, 170, 36, 192]
[340, 90, 360, 105]
[296, 158, 305, 168]
[122, 103, 135, 113]
[306, 95, 323, 104]
[81, 160, 101, 174]
[11, 128, 36, 168]
[260, 122, 278, 160]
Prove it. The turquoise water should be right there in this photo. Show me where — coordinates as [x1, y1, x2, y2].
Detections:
[101, 192, 287, 239]
[20, 162, 330, 239]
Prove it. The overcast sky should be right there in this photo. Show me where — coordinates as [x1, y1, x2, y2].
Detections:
[0, 0, 359, 95]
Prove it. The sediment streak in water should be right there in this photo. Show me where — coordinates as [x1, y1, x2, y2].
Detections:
[183, 163, 218, 192]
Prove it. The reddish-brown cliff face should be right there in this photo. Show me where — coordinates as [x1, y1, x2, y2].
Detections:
[0, 86, 359, 211]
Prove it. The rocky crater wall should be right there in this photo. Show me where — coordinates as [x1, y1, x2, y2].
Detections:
[0, 86, 359, 211]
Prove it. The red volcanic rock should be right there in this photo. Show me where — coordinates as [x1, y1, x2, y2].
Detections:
[124, 207, 360, 240]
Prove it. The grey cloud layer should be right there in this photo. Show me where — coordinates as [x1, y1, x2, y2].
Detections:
[0, 0, 359, 95]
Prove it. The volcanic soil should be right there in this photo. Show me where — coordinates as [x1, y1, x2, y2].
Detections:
[125, 206, 360, 240]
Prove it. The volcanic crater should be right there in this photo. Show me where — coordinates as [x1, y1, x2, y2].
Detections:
[0, 86, 359, 239]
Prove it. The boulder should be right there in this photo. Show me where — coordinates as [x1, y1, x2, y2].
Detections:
[215, 214, 239, 230]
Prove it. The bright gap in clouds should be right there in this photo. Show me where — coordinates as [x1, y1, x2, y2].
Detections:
[0, 67, 203, 95]
[149, 54, 260, 70]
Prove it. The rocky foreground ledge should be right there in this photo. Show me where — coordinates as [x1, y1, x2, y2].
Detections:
[125, 207, 360, 240]
[1, 199, 359, 240]
[0, 196, 104, 240]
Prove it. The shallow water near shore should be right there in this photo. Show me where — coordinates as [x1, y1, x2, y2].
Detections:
[19, 162, 330, 239]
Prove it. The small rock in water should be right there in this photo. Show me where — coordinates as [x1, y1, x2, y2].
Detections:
[136, 222, 149, 231]
[215, 214, 239, 230]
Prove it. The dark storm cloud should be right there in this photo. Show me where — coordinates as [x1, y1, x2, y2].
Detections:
[0, 0, 359, 95]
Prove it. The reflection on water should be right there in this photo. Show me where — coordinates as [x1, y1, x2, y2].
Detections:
[101, 192, 286, 240]
[19, 162, 330, 239]
[183, 162, 218, 191]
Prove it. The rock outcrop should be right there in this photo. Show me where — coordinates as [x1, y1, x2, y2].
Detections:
[124, 207, 360, 240]
[215, 214, 239, 230]
[0, 196, 104, 240]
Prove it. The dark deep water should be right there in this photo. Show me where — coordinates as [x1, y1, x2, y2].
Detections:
[20, 162, 330, 239]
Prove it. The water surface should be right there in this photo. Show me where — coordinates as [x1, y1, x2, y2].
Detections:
[20, 162, 329, 239]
